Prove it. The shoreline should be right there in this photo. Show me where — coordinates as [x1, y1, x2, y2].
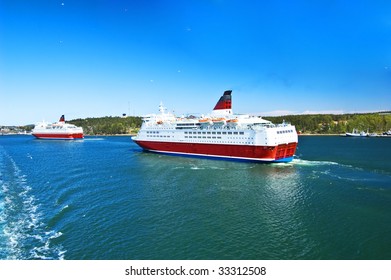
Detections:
[299, 133, 391, 137]
[299, 133, 344, 136]
[83, 134, 136, 137]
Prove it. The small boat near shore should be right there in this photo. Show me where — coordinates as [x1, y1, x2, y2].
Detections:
[345, 129, 368, 137]
[383, 129, 391, 136]
[32, 115, 84, 140]
[344, 128, 391, 137]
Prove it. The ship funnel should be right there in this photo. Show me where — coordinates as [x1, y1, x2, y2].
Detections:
[211, 90, 232, 116]
[59, 115, 65, 122]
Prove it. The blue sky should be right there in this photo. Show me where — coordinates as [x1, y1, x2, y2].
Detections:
[1, 0, 390, 125]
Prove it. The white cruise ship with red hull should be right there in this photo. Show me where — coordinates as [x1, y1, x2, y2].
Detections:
[132, 91, 297, 163]
[32, 115, 84, 140]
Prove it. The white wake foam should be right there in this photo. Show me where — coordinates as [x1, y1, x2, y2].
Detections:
[291, 158, 340, 166]
[0, 152, 65, 259]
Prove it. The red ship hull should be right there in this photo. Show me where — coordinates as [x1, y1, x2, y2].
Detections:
[133, 140, 297, 162]
[32, 133, 84, 140]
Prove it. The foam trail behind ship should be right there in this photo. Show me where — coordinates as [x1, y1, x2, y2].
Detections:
[0, 148, 64, 260]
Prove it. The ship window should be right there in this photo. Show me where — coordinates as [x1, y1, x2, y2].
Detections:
[207, 132, 211, 134]
[222, 132, 227, 135]
[228, 132, 232, 135]
[239, 132, 244, 135]
[212, 132, 216, 134]
[234, 132, 238, 135]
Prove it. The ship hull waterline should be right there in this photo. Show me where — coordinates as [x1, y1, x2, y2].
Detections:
[32, 133, 84, 140]
[133, 139, 297, 163]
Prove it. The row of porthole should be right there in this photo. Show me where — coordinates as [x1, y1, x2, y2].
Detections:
[146, 135, 171, 138]
[185, 131, 245, 135]
[182, 139, 255, 145]
[277, 130, 294, 134]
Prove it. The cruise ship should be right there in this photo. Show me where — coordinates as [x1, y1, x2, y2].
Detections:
[32, 115, 84, 140]
[132, 90, 298, 162]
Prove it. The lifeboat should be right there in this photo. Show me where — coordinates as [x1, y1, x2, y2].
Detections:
[211, 117, 226, 125]
[199, 118, 212, 125]
[227, 118, 239, 126]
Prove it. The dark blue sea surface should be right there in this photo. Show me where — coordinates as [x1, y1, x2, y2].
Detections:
[0, 135, 390, 259]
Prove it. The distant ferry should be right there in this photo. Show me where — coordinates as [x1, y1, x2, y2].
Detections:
[132, 90, 298, 163]
[32, 115, 84, 140]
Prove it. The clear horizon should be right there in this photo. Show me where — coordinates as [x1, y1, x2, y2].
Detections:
[1, 1, 391, 126]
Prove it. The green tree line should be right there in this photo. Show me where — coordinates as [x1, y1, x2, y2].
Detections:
[62, 112, 391, 135]
[69, 116, 142, 135]
[266, 112, 391, 134]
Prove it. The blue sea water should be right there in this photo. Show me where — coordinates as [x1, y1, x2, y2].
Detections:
[0, 135, 390, 260]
